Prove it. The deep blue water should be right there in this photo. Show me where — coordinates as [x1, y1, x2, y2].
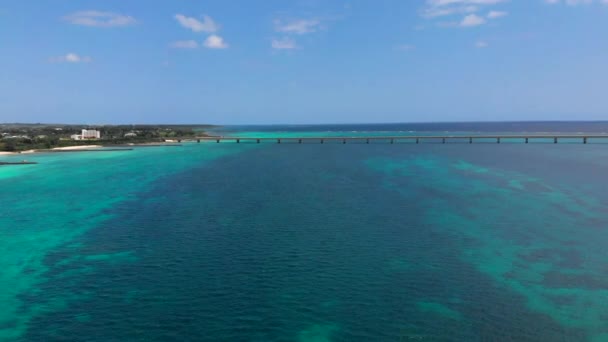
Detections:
[214, 121, 608, 134]
[2, 123, 608, 341]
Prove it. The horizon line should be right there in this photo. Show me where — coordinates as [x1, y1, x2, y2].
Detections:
[3, 120, 608, 127]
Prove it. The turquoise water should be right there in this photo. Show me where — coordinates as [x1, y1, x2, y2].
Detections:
[2, 124, 608, 341]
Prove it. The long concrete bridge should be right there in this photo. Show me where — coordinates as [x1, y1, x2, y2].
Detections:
[173, 135, 608, 144]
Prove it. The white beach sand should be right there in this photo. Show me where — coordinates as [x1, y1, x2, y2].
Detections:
[1, 146, 101, 156]
[51, 145, 102, 151]
[0, 150, 35, 155]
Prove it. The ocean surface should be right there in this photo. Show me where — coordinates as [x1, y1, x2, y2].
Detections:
[2, 122, 608, 341]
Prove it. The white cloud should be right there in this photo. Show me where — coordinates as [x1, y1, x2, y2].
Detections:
[423, 5, 479, 18]
[63, 11, 135, 27]
[460, 14, 486, 26]
[545, 0, 606, 4]
[174, 14, 218, 33]
[274, 19, 321, 34]
[170, 40, 199, 49]
[204, 35, 228, 49]
[272, 37, 298, 49]
[50, 53, 92, 63]
[563, 0, 593, 4]
[422, 0, 507, 18]
[428, 0, 506, 5]
[173, 14, 228, 49]
[475, 40, 489, 48]
[487, 10, 508, 18]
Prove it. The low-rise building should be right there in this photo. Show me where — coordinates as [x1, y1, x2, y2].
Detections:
[82, 129, 101, 139]
[72, 129, 101, 140]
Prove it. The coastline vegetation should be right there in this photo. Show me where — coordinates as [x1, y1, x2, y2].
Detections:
[0, 124, 215, 152]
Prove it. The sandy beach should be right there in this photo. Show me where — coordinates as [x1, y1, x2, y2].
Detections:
[51, 145, 102, 151]
[0, 149, 36, 156]
[0, 145, 102, 156]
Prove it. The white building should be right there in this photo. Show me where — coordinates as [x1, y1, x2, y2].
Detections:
[82, 129, 101, 139]
[71, 129, 101, 140]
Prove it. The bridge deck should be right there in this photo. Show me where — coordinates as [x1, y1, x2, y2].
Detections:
[178, 135, 608, 144]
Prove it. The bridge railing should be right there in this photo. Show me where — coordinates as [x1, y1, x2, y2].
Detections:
[174, 135, 608, 144]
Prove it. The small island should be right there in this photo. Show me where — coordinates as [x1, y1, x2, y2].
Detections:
[0, 123, 217, 153]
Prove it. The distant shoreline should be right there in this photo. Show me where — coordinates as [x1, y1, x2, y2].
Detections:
[0, 123, 215, 153]
[0, 142, 185, 156]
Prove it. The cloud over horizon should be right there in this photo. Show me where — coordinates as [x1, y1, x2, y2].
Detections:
[271, 17, 325, 51]
[421, 0, 509, 28]
[64, 11, 136, 27]
[461, 14, 485, 27]
[50, 53, 92, 63]
[173, 14, 228, 49]
[487, 10, 508, 18]
[271, 37, 298, 50]
[274, 19, 322, 34]
[204, 35, 228, 49]
[174, 14, 219, 33]
[545, 0, 608, 5]
[422, 0, 507, 18]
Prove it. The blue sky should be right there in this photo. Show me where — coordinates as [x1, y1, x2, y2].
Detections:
[0, 0, 607, 124]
